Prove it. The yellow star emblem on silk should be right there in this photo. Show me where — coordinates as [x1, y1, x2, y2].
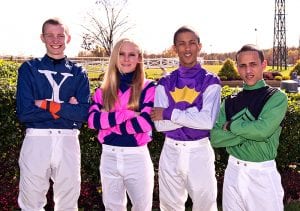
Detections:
[170, 86, 199, 104]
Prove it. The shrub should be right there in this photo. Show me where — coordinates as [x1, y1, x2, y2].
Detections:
[277, 93, 300, 169]
[220, 85, 239, 100]
[290, 59, 300, 77]
[274, 75, 283, 81]
[219, 76, 227, 81]
[218, 59, 239, 80]
[0, 60, 299, 209]
[272, 71, 283, 77]
[282, 75, 290, 80]
[0, 60, 20, 79]
[263, 71, 274, 80]
[0, 77, 22, 210]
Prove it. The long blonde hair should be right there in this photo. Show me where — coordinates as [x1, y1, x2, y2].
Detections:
[101, 38, 145, 111]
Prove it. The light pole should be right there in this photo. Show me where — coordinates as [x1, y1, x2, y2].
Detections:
[254, 28, 258, 45]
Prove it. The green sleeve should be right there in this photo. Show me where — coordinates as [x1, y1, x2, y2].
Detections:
[210, 101, 244, 148]
[230, 91, 288, 142]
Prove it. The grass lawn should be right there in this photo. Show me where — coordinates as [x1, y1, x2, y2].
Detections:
[85, 64, 294, 81]
[203, 65, 293, 77]
[84, 64, 224, 79]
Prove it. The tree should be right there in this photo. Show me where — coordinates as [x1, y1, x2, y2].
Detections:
[81, 0, 132, 56]
[161, 47, 177, 58]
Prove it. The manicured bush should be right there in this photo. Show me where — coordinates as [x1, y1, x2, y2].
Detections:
[217, 58, 239, 80]
[219, 76, 227, 81]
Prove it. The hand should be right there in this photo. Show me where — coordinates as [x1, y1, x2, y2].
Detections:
[150, 107, 164, 121]
[35, 100, 44, 107]
[69, 97, 78, 104]
[223, 121, 231, 131]
[35, 99, 61, 119]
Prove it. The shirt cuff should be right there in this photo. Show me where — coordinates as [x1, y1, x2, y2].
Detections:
[163, 107, 173, 120]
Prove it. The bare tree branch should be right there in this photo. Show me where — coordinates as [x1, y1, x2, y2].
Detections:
[81, 0, 133, 56]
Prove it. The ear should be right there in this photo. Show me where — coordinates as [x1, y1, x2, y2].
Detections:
[40, 34, 45, 43]
[66, 34, 71, 44]
[172, 45, 178, 54]
[262, 59, 267, 69]
[198, 42, 202, 51]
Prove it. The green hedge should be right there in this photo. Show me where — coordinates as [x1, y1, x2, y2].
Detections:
[217, 58, 240, 81]
[0, 60, 299, 209]
[290, 59, 300, 76]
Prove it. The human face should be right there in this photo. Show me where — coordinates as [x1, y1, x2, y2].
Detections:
[236, 51, 267, 86]
[173, 31, 201, 68]
[40, 23, 70, 59]
[117, 42, 141, 74]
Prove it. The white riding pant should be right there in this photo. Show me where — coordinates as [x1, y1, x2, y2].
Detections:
[100, 144, 154, 211]
[222, 155, 284, 211]
[159, 137, 218, 211]
[18, 128, 81, 211]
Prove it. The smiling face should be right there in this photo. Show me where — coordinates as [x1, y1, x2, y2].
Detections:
[173, 31, 202, 68]
[117, 41, 142, 74]
[236, 50, 267, 86]
[40, 23, 70, 59]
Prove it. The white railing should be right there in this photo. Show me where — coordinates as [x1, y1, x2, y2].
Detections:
[73, 57, 205, 70]
[0, 56, 221, 70]
[73, 57, 182, 70]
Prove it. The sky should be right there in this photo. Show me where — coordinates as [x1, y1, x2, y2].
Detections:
[1, 0, 299, 57]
